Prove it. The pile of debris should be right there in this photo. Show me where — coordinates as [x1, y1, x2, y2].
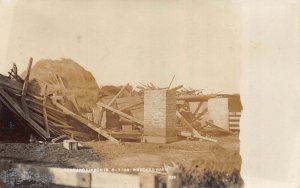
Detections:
[0, 58, 242, 144]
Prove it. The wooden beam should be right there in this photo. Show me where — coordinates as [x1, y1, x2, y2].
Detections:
[42, 85, 50, 134]
[26, 98, 66, 118]
[98, 83, 129, 126]
[176, 94, 220, 102]
[192, 102, 203, 116]
[27, 105, 67, 126]
[97, 102, 144, 126]
[193, 108, 208, 121]
[22, 57, 33, 96]
[51, 97, 121, 144]
[108, 84, 129, 106]
[136, 85, 145, 90]
[119, 101, 143, 112]
[0, 88, 50, 139]
[176, 111, 217, 143]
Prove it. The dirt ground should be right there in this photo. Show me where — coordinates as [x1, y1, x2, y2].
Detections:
[0, 134, 243, 187]
[0, 134, 241, 172]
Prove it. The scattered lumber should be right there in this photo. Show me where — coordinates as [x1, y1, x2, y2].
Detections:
[97, 102, 144, 126]
[0, 60, 240, 144]
[176, 111, 217, 143]
[0, 88, 50, 139]
[52, 97, 121, 144]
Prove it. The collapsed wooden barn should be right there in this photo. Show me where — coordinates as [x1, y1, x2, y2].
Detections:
[0, 58, 242, 144]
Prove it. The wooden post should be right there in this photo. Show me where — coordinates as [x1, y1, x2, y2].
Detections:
[21, 57, 33, 118]
[42, 85, 50, 134]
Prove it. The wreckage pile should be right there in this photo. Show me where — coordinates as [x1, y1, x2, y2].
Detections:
[0, 58, 242, 144]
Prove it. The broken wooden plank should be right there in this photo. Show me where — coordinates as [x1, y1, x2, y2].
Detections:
[42, 85, 50, 134]
[108, 84, 129, 106]
[176, 111, 217, 143]
[51, 97, 121, 144]
[51, 135, 68, 143]
[97, 102, 144, 126]
[67, 95, 80, 113]
[167, 75, 175, 89]
[206, 121, 234, 135]
[170, 85, 183, 91]
[149, 82, 156, 89]
[0, 88, 50, 139]
[136, 85, 145, 90]
[147, 84, 154, 89]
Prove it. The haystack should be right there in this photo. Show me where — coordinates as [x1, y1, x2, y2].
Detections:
[22, 58, 100, 112]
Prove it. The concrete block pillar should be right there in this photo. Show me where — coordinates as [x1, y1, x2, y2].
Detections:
[143, 89, 177, 143]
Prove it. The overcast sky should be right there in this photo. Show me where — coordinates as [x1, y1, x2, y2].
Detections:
[0, 0, 241, 93]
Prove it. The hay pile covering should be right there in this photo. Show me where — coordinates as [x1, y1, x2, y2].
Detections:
[22, 58, 100, 112]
